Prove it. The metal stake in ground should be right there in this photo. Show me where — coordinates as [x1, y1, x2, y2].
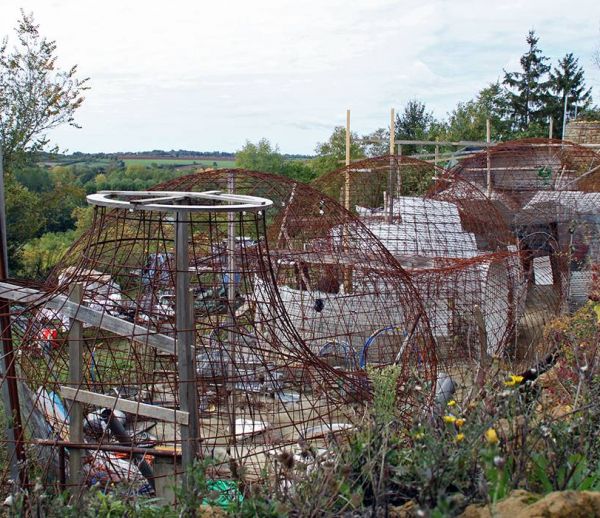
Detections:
[175, 208, 199, 488]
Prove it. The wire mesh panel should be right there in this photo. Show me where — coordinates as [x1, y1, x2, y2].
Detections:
[311, 155, 551, 393]
[1, 175, 437, 498]
[450, 138, 600, 353]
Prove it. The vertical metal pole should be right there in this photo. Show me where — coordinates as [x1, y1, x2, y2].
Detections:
[68, 283, 84, 488]
[175, 209, 198, 488]
[0, 141, 25, 484]
[486, 119, 492, 198]
[226, 173, 238, 460]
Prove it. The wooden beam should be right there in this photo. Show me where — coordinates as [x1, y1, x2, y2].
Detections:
[0, 282, 175, 354]
[486, 119, 492, 198]
[389, 108, 395, 156]
[345, 110, 351, 167]
[60, 386, 189, 425]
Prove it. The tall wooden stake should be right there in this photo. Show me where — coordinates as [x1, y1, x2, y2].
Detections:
[388, 108, 396, 223]
[344, 109, 351, 211]
[486, 119, 492, 198]
[389, 108, 395, 156]
[68, 283, 84, 488]
[549, 118, 554, 139]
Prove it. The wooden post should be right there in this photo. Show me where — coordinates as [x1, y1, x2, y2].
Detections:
[175, 210, 198, 489]
[68, 283, 84, 488]
[343, 110, 352, 293]
[486, 119, 492, 198]
[389, 108, 395, 156]
[434, 143, 440, 168]
[388, 108, 396, 223]
[549, 118, 554, 139]
[344, 109, 351, 211]
[345, 109, 351, 167]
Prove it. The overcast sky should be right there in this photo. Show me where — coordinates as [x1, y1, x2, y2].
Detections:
[1, 0, 599, 154]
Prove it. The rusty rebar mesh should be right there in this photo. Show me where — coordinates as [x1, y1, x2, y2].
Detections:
[449, 138, 600, 349]
[2, 139, 598, 497]
[310, 155, 561, 387]
[0, 172, 437, 495]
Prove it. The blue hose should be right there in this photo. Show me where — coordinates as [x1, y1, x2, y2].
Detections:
[360, 326, 407, 368]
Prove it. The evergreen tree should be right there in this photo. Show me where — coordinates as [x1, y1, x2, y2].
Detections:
[503, 30, 550, 132]
[547, 53, 592, 137]
[395, 99, 435, 154]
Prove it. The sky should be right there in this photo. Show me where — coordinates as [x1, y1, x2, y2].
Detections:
[1, 0, 599, 155]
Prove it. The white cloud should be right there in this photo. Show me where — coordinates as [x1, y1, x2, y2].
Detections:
[1, 0, 599, 153]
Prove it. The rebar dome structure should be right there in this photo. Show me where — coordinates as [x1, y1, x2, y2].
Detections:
[156, 169, 435, 372]
[1, 171, 437, 498]
[312, 155, 541, 383]
[451, 138, 600, 316]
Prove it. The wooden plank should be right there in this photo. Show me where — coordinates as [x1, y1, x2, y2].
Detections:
[0, 282, 175, 354]
[60, 386, 189, 425]
[67, 284, 84, 486]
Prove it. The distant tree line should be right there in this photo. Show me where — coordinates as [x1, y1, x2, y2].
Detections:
[237, 30, 598, 184]
[2, 13, 598, 282]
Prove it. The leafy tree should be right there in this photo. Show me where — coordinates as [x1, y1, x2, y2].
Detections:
[13, 164, 53, 192]
[280, 161, 316, 182]
[445, 83, 513, 141]
[18, 230, 75, 279]
[311, 126, 365, 177]
[395, 99, 436, 154]
[72, 205, 94, 236]
[235, 139, 285, 173]
[503, 30, 551, 133]
[4, 176, 46, 266]
[40, 183, 85, 233]
[547, 53, 592, 137]
[0, 11, 89, 173]
[363, 127, 390, 157]
[236, 138, 316, 182]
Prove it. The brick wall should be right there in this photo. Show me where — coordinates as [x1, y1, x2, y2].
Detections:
[565, 121, 600, 144]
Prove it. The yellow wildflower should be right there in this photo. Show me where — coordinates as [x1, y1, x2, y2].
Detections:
[443, 415, 457, 424]
[485, 428, 499, 445]
[455, 433, 465, 443]
[593, 303, 600, 324]
[447, 400, 457, 407]
[414, 432, 425, 440]
[504, 374, 524, 387]
[455, 418, 465, 428]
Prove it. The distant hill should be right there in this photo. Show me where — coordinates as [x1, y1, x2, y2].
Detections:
[39, 150, 313, 162]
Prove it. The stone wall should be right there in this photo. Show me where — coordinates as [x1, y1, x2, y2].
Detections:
[565, 120, 600, 144]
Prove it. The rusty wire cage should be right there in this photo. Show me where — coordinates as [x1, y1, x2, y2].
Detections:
[450, 138, 600, 339]
[311, 155, 548, 390]
[0, 171, 437, 499]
